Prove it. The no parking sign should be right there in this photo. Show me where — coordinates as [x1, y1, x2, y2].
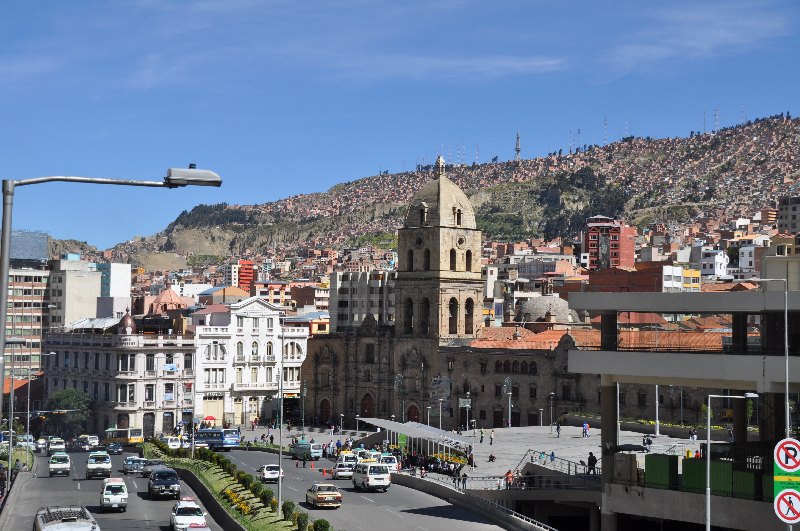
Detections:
[774, 438, 800, 523]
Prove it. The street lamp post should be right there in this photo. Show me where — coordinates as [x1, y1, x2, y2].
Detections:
[301, 380, 307, 439]
[339, 413, 344, 435]
[0, 167, 222, 422]
[277, 315, 285, 519]
[549, 392, 555, 433]
[355, 415, 360, 434]
[706, 393, 758, 531]
[438, 399, 443, 431]
[507, 392, 512, 428]
[752, 277, 790, 438]
[426, 406, 431, 426]
[465, 391, 470, 432]
[655, 384, 660, 436]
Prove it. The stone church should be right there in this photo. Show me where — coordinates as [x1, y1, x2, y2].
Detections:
[302, 157, 703, 431]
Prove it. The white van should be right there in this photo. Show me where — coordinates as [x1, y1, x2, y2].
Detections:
[291, 442, 323, 460]
[48, 452, 71, 477]
[336, 452, 358, 467]
[162, 436, 181, 450]
[351, 460, 391, 492]
[100, 477, 128, 512]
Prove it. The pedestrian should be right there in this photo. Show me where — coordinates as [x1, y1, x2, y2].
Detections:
[586, 422, 590, 437]
[728, 427, 734, 443]
[490, 430, 494, 446]
[556, 422, 561, 438]
[587, 452, 598, 475]
[0, 466, 5, 497]
[461, 471, 468, 490]
[303, 453, 308, 468]
[480, 428, 485, 443]
[582, 421, 588, 438]
[549, 451, 555, 463]
[269, 434, 274, 446]
[504, 469, 513, 490]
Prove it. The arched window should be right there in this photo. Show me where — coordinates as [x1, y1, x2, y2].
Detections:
[520, 361, 528, 374]
[407, 249, 414, 271]
[530, 361, 538, 375]
[466, 250, 473, 272]
[449, 249, 457, 271]
[464, 298, 474, 335]
[512, 361, 520, 373]
[463, 382, 470, 394]
[266, 342, 273, 358]
[419, 208, 426, 225]
[448, 298, 459, 334]
[251, 341, 259, 358]
[495, 361, 502, 372]
[236, 342, 244, 359]
[456, 208, 462, 226]
[420, 298, 430, 336]
[404, 298, 414, 335]
[423, 249, 431, 270]
[503, 360, 511, 373]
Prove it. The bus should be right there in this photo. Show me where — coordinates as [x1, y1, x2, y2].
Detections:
[195, 428, 240, 451]
[103, 427, 144, 445]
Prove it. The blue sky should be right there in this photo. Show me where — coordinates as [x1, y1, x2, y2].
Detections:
[1, 0, 797, 249]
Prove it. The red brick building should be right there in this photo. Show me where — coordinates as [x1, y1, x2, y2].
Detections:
[583, 215, 637, 270]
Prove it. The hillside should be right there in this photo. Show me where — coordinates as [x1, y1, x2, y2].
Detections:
[103, 114, 799, 267]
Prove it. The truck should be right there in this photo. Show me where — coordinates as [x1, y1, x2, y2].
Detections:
[85, 452, 112, 479]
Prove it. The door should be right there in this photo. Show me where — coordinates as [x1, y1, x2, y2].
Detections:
[143, 413, 156, 439]
[234, 399, 243, 424]
[203, 398, 224, 425]
[492, 410, 504, 428]
[527, 412, 539, 427]
[511, 411, 521, 427]
[319, 400, 331, 424]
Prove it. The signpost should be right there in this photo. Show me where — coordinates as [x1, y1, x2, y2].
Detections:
[774, 438, 800, 525]
[458, 398, 471, 409]
[398, 434, 407, 449]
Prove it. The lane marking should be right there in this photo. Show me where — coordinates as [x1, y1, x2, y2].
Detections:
[287, 486, 299, 492]
[77, 482, 81, 490]
[133, 480, 138, 489]
[360, 495, 374, 503]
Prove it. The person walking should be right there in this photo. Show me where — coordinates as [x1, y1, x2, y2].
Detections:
[587, 452, 598, 475]
[480, 428, 485, 443]
[461, 471, 468, 490]
[504, 469, 513, 490]
[556, 422, 561, 438]
[490, 430, 494, 446]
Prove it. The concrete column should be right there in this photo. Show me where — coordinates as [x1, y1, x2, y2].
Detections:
[600, 312, 618, 351]
[732, 313, 748, 354]
[759, 392, 786, 442]
[589, 505, 600, 531]
[600, 492, 618, 531]
[600, 375, 618, 531]
[732, 397, 747, 464]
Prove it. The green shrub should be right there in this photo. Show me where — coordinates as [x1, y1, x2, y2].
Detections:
[250, 482, 264, 498]
[236, 470, 247, 483]
[282, 500, 295, 521]
[225, 462, 237, 476]
[292, 511, 299, 526]
[270, 498, 279, 512]
[241, 473, 255, 490]
[261, 488, 274, 506]
[296, 511, 309, 531]
[312, 519, 331, 531]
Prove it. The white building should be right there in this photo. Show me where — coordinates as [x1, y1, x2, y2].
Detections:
[48, 257, 102, 327]
[192, 297, 309, 426]
[700, 249, 729, 277]
[738, 244, 756, 272]
[328, 271, 396, 332]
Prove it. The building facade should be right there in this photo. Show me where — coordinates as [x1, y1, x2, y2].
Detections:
[583, 216, 637, 271]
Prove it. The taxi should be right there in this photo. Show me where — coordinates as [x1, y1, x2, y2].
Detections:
[170, 497, 207, 530]
[100, 477, 128, 512]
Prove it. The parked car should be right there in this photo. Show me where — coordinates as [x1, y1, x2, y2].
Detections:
[123, 456, 147, 475]
[148, 467, 181, 499]
[257, 464, 284, 483]
[305, 483, 342, 509]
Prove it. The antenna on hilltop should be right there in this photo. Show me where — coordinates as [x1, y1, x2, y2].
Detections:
[475, 143, 480, 165]
[714, 109, 719, 133]
[703, 110, 707, 134]
[603, 117, 608, 146]
[515, 131, 521, 162]
[740, 106, 747, 124]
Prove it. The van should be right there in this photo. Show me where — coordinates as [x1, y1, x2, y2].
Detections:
[48, 452, 71, 477]
[291, 442, 323, 461]
[379, 454, 400, 472]
[336, 453, 358, 467]
[161, 436, 181, 450]
[33, 506, 99, 531]
[351, 460, 391, 492]
[100, 477, 128, 512]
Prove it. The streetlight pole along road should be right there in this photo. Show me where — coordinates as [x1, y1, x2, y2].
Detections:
[0, 167, 222, 422]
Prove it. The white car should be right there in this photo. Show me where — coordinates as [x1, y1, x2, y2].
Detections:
[258, 464, 284, 483]
[331, 462, 354, 480]
[170, 498, 207, 530]
[162, 436, 181, 450]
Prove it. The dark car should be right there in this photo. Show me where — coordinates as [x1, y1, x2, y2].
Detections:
[148, 467, 181, 499]
[141, 459, 165, 477]
[123, 456, 146, 475]
[107, 442, 123, 455]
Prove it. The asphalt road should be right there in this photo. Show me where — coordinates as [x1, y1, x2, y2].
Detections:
[227, 449, 500, 531]
[6, 450, 222, 531]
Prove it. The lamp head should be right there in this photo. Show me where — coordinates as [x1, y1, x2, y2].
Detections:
[164, 167, 222, 188]
[744, 392, 759, 398]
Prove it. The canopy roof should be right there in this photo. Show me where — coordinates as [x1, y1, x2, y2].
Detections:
[358, 418, 471, 452]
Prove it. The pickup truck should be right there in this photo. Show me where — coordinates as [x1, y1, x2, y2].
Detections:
[86, 451, 112, 479]
[48, 452, 71, 477]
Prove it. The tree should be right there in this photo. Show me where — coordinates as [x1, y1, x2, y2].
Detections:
[44, 389, 93, 439]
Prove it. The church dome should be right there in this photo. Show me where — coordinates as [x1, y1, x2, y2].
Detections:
[404, 156, 476, 229]
[518, 295, 577, 324]
[117, 309, 137, 334]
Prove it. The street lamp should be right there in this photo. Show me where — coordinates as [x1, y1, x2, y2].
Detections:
[355, 414, 360, 434]
[301, 380, 307, 438]
[465, 391, 470, 432]
[339, 413, 344, 434]
[507, 392, 512, 428]
[438, 399, 443, 431]
[751, 277, 790, 438]
[706, 393, 758, 531]
[26, 351, 55, 469]
[426, 406, 431, 426]
[549, 392, 555, 433]
[0, 167, 222, 421]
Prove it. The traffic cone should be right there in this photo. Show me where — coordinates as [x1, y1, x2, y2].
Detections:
[311, 462, 314, 469]
[321, 468, 326, 477]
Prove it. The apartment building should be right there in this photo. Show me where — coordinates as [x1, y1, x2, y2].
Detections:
[583, 215, 637, 271]
[47, 257, 102, 328]
[777, 195, 800, 233]
[329, 271, 396, 332]
[5, 268, 50, 377]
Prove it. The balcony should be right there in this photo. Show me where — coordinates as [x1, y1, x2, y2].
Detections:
[204, 383, 228, 390]
[231, 382, 279, 392]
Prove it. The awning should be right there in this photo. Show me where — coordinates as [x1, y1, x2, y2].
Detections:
[357, 418, 472, 452]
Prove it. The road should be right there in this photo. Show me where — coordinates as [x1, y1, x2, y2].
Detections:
[5, 450, 222, 531]
[228, 449, 500, 531]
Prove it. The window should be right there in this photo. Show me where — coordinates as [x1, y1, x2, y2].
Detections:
[84, 352, 89, 369]
[146, 354, 155, 372]
[164, 383, 174, 400]
[93, 382, 98, 399]
[73, 354, 78, 368]
[236, 368, 243, 384]
[184, 353, 193, 370]
[423, 249, 431, 270]
[404, 298, 414, 335]
[104, 383, 110, 401]
[466, 250, 472, 272]
[638, 392, 647, 406]
[448, 298, 458, 334]
[252, 317, 259, 329]
[94, 353, 100, 370]
[530, 362, 538, 375]
[251, 341, 259, 358]
[455, 208, 462, 225]
[521, 361, 528, 374]
[145, 384, 154, 401]
[503, 360, 510, 373]
[561, 385, 572, 401]
[495, 361, 502, 373]
[237, 342, 244, 359]
[105, 353, 110, 370]
[407, 250, 414, 272]
[419, 298, 430, 336]
[266, 342, 273, 358]
[237, 316, 244, 327]
[364, 344, 375, 364]
[512, 386, 519, 398]
[251, 367, 257, 382]
[64, 352, 69, 368]
[464, 298, 474, 335]
[512, 361, 519, 374]
[449, 249, 457, 271]
[495, 385, 502, 398]
[530, 386, 537, 399]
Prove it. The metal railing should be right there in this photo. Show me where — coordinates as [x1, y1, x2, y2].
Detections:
[414, 471, 601, 492]
[521, 449, 602, 476]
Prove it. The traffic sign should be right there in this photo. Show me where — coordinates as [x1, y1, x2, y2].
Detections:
[775, 438, 800, 473]
[774, 489, 800, 525]
[458, 398, 471, 408]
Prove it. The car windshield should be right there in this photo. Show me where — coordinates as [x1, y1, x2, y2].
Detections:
[381, 457, 396, 462]
[105, 485, 125, 495]
[317, 485, 338, 492]
[176, 507, 203, 516]
[369, 466, 389, 474]
[155, 471, 178, 481]
[146, 460, 163, 466]
[88, 456, 110, 464]
[265, 466, 280, 471]
[50, 456, 68, 464]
